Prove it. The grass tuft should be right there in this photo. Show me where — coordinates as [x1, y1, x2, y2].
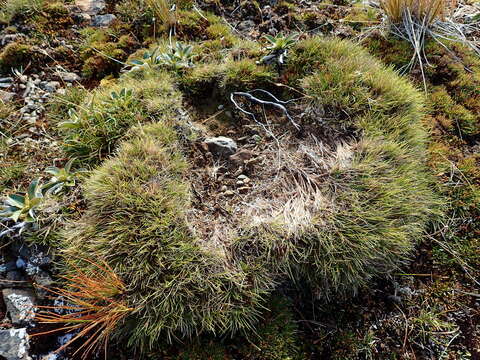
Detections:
[33, 258, 134, 359]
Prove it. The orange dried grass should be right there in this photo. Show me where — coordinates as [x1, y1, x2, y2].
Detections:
[381, 0, 457, 24]
[32, 258, 134, 359]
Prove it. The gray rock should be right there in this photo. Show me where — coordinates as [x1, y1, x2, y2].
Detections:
[28, 250, 51, 267]
[92, 14, 117, 27]
[73, 12, 92, 23]
[0, 328, 30, 360]
[237, 20, 255, 32]
[0, 33, 26, 46]
[204, 137, 238, 157]
[42, 81, 60, 93]
[2, 289, 36, 325]
[57, 71, 80, 82]
[0, 90, 15, 102]
[75, 0, 105, 15]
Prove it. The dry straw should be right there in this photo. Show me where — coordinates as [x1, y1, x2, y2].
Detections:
[32, 258, 134, 359]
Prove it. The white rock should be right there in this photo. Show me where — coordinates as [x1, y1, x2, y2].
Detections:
[2, 289, 37, 325]
[92, 14, 117, 27]
[75, 0, 105, 15]
[0, 328, 31, 360]
[57, 71, 80, 82]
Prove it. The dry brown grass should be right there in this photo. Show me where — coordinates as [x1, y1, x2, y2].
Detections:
[32, 258, 134, 359]
[380, 0, 456, 24]
[145, 0, 177, 30]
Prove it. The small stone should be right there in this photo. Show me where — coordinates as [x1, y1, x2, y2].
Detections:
[0, 328, 30, 360]
[75, 0, 105, 15]
[42, 81, 60, 93]
[92, 14, 117, 27]
[15, 258, 26, 269]
[2, 288, 36, 325]
[236, 180, 244, 186]
[223, 190, 235, 196]
[73, 13, 92, 23]
[220, 185, 227, 192]
[204, 137, 237, 158]
[237, 20, 255, 32]
[57, 72, 80, 82]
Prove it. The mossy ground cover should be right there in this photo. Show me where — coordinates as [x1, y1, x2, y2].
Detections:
[0, 0, 479, 358]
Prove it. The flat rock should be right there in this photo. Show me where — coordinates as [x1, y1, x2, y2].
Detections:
[2, 289, 36, 325]
[57, 71, 80, 82]
[204, 137, 238, 158]
[92, 14, 117, 27]
[0, 328, 30, 360]
[74, 0, 105, 15]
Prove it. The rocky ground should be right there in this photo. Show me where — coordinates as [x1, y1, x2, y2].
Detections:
[0, 0, 479, 359]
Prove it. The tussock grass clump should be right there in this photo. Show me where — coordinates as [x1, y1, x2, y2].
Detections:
[58, 70, 182, 164]
[229, 37, 441, 296]
[380, 0, 452, 25]
[63, 122, 274, 349]
[57, 36, 440, 350]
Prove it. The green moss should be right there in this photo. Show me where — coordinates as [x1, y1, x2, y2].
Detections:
[229, 37, 441, 296]
[177, 10, 229, 41]
[0, 0, 43, 24]
[79, 29, 137, 79]
[0, 42, 35, 72]
[42, 1, 68, 15]
[176, 341, 227, 360]
[221, 58, 275, 92]
[428, 86, 478, 136]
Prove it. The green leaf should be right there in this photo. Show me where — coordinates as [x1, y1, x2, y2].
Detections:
[64, 158, 76, 173]
[6, 194, 25, 208]
[264, 34, 276, 44]
[11, 209, 23, 222]
[28, 178, 41, 199]
[45, 166, 60, 176]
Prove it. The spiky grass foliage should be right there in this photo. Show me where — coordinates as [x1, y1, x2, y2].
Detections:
[228, 37, 442, 296]
[380, 0, 452, 25]
[34, 258, 134, 359]
[56, 36, 440, 351]
[377, 0, 478, 89]
[57, 70, 182, 165]
[62, 122, 274, 349]
[145, 0, 177, 32]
